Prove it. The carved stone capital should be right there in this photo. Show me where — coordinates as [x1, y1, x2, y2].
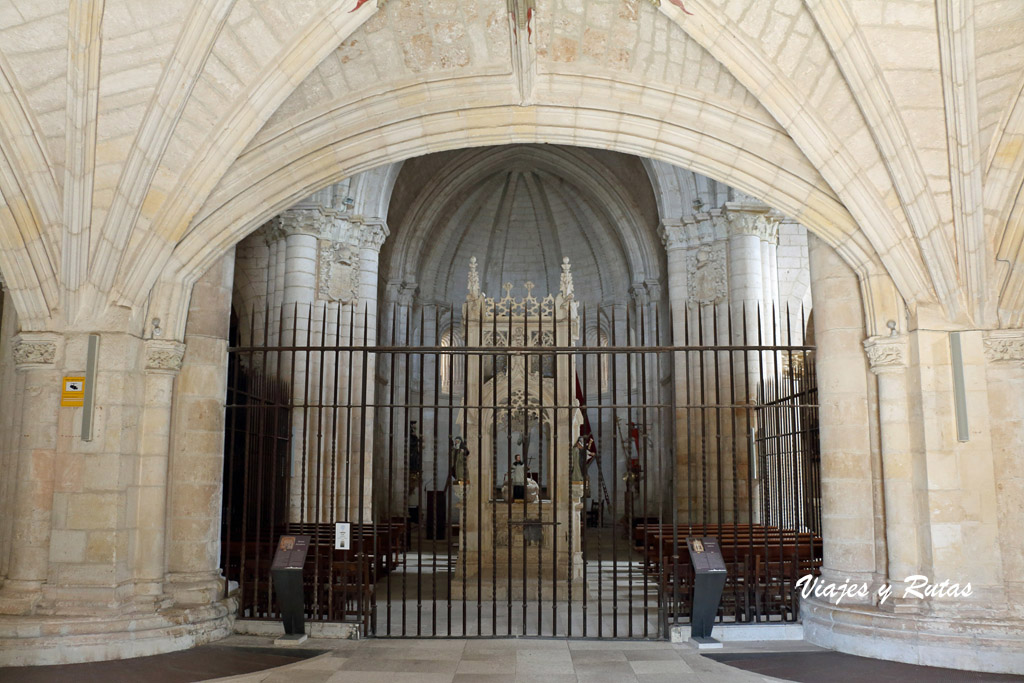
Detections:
[659, 221, 688, 251]
[277, 208, 326, 239]
[983, 331, 1024, 366]
[863, 335, 908, 374]
[12, 333, 60, 369]
[643, 279, 662, 303]
[660, 215, 728, 252]
[356, 220, 389, 252]
[723, 202, 778, 243]
[629, 283, 649, 307]
[145, 340, 186, 373]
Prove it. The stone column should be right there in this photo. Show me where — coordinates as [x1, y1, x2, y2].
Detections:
[660, 222, 689, 344]
[379, 279, 416, 516]
[864, 333, 924, 611]
[0, 280, 17, 586]
[348, 221, 387, 522]
[807, 234, 880, 600]
[984, 331, 1024, 618]
[0, 334, 62, 613]
[277, 210, 321, 522]
[165, 252, 235, 605]
[724, 205, 777, 523]
[726, 203, 777, 389]
[131, 340, 185, 605]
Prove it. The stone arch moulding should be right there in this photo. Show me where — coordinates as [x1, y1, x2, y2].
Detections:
[146, 77, 910, 339]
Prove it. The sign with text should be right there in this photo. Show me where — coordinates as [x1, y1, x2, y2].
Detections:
[271, 535, 310, 570]
[687, 536, 726, 573]
[61, 377, 85, 407]
[335, 522, 351, 550]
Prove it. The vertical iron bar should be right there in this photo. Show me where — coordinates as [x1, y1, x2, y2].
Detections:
[596, 305, 604, 638]
[356, 302, 370, 635]
[446, 303, 455, 636]
[386, 303, 396, 634]
[401, 301, 411, 635]
[625, 299, 634, 638]
[432, 304, 440, 636]
[314, 304, 327, 619]
[301, 303, 313, 525]
[416, 305, 424, 636]
[579, 304, 589, 638]
[639, 302, 650, 638]
[611, 304, 619, 638]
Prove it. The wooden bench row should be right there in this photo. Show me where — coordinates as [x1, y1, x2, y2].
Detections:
[631, 522, 822, 623]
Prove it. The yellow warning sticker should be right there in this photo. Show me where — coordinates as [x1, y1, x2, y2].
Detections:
[62, 377, 85, 407]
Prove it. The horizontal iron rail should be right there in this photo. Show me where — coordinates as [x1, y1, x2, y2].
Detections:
[224, 401, 818, 410]
[227, 343, 816, 353]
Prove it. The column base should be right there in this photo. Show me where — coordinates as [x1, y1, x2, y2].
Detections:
[0, 596, 237, 666]
[0, 581, 44, 616]
[165, 572, 226, 605]
[802, 597, 1024, 674]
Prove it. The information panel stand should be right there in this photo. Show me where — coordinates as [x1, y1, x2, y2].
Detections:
[271, 534, 310, 644]
[687, 536, 727, 648]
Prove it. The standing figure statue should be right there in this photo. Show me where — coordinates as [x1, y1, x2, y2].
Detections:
[450, 436, 470, 484]
[408, 421, 422, 493]
[570, 435, 587, 483]
[511, 454, 526, 500]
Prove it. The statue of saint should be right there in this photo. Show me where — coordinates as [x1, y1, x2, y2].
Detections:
[409, 421, 422, 492]
[450, 436, 470, 484]
[570, 435, 587, 483]
[511, 454, 526, 500]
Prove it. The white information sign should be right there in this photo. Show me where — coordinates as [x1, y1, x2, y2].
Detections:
[335, 522, 350, 550]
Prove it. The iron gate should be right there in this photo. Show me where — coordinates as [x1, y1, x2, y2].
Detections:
[221, 299, 821, 638]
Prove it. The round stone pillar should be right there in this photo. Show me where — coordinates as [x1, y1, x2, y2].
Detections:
[864, 334, 924, 611]
[165, 251, 235, 605]
[983, 330, 1024, 618]
[0, 334, 62, 613]
[133, 340, 186, 604]
[806, 234, 880, 598]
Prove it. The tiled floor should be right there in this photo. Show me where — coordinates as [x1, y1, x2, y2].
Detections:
[206, 636, 800, 683]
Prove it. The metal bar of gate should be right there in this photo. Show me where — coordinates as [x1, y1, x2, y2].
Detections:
[221, 300, 821, 639]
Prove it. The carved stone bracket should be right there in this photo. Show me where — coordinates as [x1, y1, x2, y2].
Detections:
[863, 335, 908, 374]
[145, 340, 186, 373]
[12, 333, 60, 369]
[983, 331, 1024, 366]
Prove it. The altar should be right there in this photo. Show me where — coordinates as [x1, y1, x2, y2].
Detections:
[451, 258, 585, 600]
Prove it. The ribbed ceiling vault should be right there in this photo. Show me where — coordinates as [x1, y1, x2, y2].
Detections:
[382, 145, 662, 306]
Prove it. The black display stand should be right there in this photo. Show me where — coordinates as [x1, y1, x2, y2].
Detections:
[687, 536, 727, 646]
[271, 534, 310, 643]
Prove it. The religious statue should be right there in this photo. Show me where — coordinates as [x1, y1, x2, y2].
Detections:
[409, 421, 422, 492]
[501, 454, 539, 503]
[450, 436, 470, 484]
[510, 454, 526, 499]
[569, 436, 586, 483]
